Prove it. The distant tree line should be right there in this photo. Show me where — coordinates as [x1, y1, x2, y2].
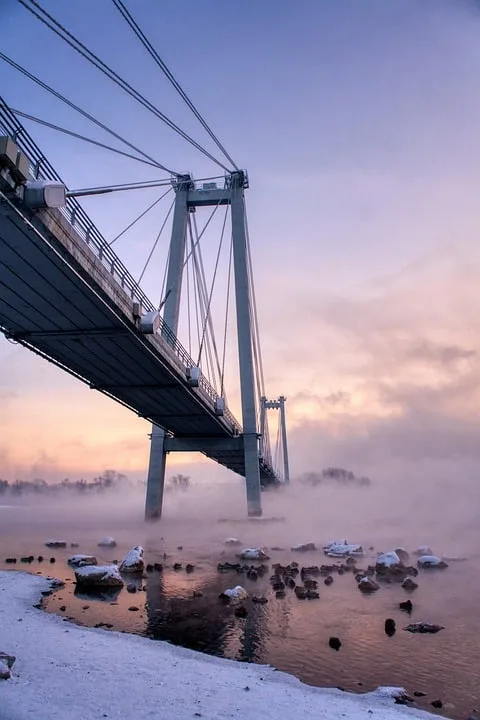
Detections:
[299, 467, 372, 487]
[0, 470, 131, 496]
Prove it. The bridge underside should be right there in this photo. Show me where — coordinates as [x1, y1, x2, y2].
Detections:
[0, 199, 278, 486]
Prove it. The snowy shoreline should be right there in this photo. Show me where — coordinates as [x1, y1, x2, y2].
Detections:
[0, 571, 438, 720]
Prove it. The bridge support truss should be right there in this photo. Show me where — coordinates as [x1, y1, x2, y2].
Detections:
[260, 396, 290, 484]
[145, 171, 264, 520]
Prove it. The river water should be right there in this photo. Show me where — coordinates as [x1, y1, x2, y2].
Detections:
[1, 478, 479, 719]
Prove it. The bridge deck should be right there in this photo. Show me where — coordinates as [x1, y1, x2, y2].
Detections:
[0, 191, 277, 485]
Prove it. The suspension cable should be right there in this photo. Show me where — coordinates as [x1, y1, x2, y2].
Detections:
[197, 205, 228, 366]
[4, 106, 161, 169]
[16, 0, 231, 172]
[0, 52, 171, 172]
[189, 217, 217, 387]
[109, 189, 171, 247]
[186, 252, 192, 357]
[137, 198, 175, 285]
[111, 0, 238, 171]
[220, 234, 233, 398]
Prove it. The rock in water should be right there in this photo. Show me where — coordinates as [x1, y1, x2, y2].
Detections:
[415, 545, 433, 556]
[119, 546, 144, 573]
[329, 637, 342, 651]
[219, 585, 248, 602]
[98, 537, 117, 548]
[237, 548, 270, 561]
[417, 555, 448, 569]
[225, 538, 242, 546]
[402, 577, 418, 591]
[358, 576, 380, 593]
[74, 564, 124, 588]
[291, 542, 317, 552]
[399, 600, 413, 613]
[385, 618, 396, 636]
[45, 540, 67, 548]
[404, 622, 444, 634]
[394, 548, 410, 563]
[68, 554, 97, 568]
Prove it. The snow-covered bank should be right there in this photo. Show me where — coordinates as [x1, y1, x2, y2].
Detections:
[0, 571, 437, 720]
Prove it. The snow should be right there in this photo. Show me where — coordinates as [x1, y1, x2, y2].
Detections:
[376, 551, 401, 567]
[417, 555, 445, 568]
[119, 545, 144, 572]
[324, 541, 363, 557]
[0, 571, 439, 720]
[221, 585, 248, 601]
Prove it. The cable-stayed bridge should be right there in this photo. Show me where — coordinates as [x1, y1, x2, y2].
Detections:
[0, 0, 290, 518]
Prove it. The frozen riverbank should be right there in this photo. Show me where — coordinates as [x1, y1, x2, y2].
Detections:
[0, 571, 439, 720]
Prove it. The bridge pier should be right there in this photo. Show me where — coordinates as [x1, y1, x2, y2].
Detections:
[144, 425, 167, 520]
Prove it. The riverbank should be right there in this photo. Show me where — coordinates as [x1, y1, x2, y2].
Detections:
[0, 570, 439, 720]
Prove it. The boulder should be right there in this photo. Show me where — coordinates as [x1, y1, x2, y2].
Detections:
[119, 546, 144, 573]
[358, 576, 380, 593]
[68, 554, 97, 568]
[417, 555, 448, 570]
[399, 600, 413, 613]
[402, 577, 418, 591]
[324, 541, 363, 558]
[385, 618, 396, 636]
[394, 548, 410, 563]
[219, 585, 248, 602]
[98, 537, 117, 548]
[291, 542, 317, 552]
[74, 564, 124, 588]
[237, 548, 270, 561]
[0, 653, 15, 680]
[404, 622, 444, 634]
[329, 637, 341, 651]
[225, 538, 242, 546]
[45, 540, 67, 548]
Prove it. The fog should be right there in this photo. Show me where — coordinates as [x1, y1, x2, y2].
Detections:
[2, 459, 479, 562]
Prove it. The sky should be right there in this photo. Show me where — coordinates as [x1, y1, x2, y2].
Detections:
[1, 0, 480, 487]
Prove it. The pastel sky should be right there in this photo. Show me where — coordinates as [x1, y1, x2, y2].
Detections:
[1, 0, 480, 484]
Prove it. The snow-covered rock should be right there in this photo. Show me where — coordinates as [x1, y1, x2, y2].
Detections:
[0, 653, 15, 680]
[119, 546, 144, 573]
[237, 548, 270, 561]
[291, 542, 317, 552]
[45, 540, 67, 548]
[68, 555, 97, 568]
[404, 622, 444, 634]
[417, 555, 448, 569]
[358, 576, 380, 592]
[220, 585, 248, 601]
[74, 564, 124, 588]
[98, 537, 117, 548]
[415, 545, 433, 556]
[225, 538, 242, 546]
[376, 551, 401, 568]
[324, 541, 363, 557]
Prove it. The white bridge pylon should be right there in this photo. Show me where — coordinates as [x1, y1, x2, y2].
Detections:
[145, 170, 288, 519]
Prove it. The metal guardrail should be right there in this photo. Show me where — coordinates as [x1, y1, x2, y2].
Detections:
[0, 99, 240, 432]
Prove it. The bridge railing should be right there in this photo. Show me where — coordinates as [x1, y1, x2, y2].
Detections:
[0, 100, 241, 434]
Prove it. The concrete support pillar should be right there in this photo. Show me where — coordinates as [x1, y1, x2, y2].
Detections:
[144, 175, 191, 521]
[230, 172, 262, 517]
[279, 396, 290, 484]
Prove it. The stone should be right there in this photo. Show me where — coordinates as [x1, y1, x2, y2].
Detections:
[413, 691, 427, 698]
[431, 700, 443, 709]
[74, 564, 124, 588]
[402, 577, 418, 591]
[234, 605, 248, 617]
[291, 542, 317, 552]
[5, 558, 16, 564]
[68, 555, 97, 568]
[37, 556, 43, 562]
[225, 538, 242, 546]
[0, 653, 15, 680]
[49, 558, 56, 563]
[185, 564, 195, 573]
[415, 545, 433, 556]
[303, 576, 318, 590]
[219, 585, 248, 602]
[237, 548, 270, 561]
[417, 555, 448, 570]
[394, 547, 410, 563]
[45, 540, 67, 548]
[119, 546, 144, 573]
[306, 589, 319, 599]
[358, 576, 380, 593]
[128, 606, 139, 612]
[193, 590, 203, 598]
[399, 600, 413, 613]
[294, 586, 307, 599]
[404, 622, 444, 634]
[173, 563, 182, 571]
[252, 595, 268, 604]
[385, 618, 396, 636]
[153, 563, 163, 572]
[70, 543, 79, 548]
[275, 589, 286, 598]
[324, 575, 334, 586]
[98, 537, 117, 548]
[146, 564, 154, 572]
[126, 583, 137, 593]
[329, 637, 341, 651]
